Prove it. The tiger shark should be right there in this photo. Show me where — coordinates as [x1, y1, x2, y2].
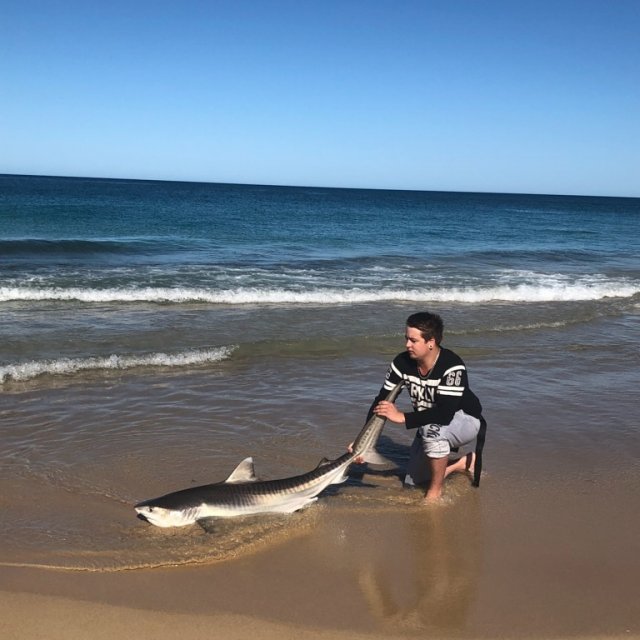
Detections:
[134, 382, 403, 528]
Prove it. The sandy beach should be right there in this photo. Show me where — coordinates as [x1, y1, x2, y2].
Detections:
[2, 454, 639, 640]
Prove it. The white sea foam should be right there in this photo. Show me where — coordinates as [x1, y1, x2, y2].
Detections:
[0, 281, 637, 305]
[0, 347, 235, 384]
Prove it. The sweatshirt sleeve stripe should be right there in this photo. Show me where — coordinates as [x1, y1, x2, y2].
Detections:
[438, 388, 464, 397]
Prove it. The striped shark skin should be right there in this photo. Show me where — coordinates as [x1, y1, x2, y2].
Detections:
[134, 382, 403, 527]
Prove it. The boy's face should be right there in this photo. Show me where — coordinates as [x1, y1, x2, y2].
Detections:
[405, 326, 434, 362]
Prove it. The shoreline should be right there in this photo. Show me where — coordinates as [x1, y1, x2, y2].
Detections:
[2, 467, 639, 640]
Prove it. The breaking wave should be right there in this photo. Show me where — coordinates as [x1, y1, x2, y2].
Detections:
[0, 346, 235, 384]
[1, 282, 638, 305]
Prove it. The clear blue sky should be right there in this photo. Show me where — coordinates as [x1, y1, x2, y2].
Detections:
[2, 0, 639, 196]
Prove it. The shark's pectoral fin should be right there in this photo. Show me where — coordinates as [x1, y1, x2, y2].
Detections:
[224, 457, 258, 483]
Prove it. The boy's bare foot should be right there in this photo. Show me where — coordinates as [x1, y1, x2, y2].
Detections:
[422, 485, 445, 503]
[444, 452, 475, 478]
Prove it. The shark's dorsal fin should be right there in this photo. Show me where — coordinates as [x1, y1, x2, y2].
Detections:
[225, 457, 257, 483]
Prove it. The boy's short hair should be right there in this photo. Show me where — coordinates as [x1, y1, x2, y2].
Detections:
[406, 312, 444, 345]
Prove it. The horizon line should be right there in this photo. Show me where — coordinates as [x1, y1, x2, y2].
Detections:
[1, 172, 638, 201]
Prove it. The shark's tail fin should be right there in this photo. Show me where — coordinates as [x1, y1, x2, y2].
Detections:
[359, 447, 394, 468]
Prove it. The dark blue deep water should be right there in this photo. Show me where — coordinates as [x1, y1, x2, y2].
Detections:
[1, 174, 638, 383]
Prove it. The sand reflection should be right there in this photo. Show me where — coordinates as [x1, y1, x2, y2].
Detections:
[340, 485, 483, 633]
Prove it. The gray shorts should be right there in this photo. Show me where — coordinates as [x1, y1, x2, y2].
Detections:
[404, 410, 481, 486]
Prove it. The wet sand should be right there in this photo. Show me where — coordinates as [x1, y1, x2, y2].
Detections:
[2, 458, 639, 640]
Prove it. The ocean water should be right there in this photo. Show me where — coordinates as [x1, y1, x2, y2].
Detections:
[1, 174, 639, 572]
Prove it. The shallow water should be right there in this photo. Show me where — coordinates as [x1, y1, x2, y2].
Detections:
[1, 310, 638, 571]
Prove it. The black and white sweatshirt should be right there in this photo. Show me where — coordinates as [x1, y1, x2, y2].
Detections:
[367, 348, 483, 430]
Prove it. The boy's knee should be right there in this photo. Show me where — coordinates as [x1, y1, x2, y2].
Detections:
[418, 424, 450, 458]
